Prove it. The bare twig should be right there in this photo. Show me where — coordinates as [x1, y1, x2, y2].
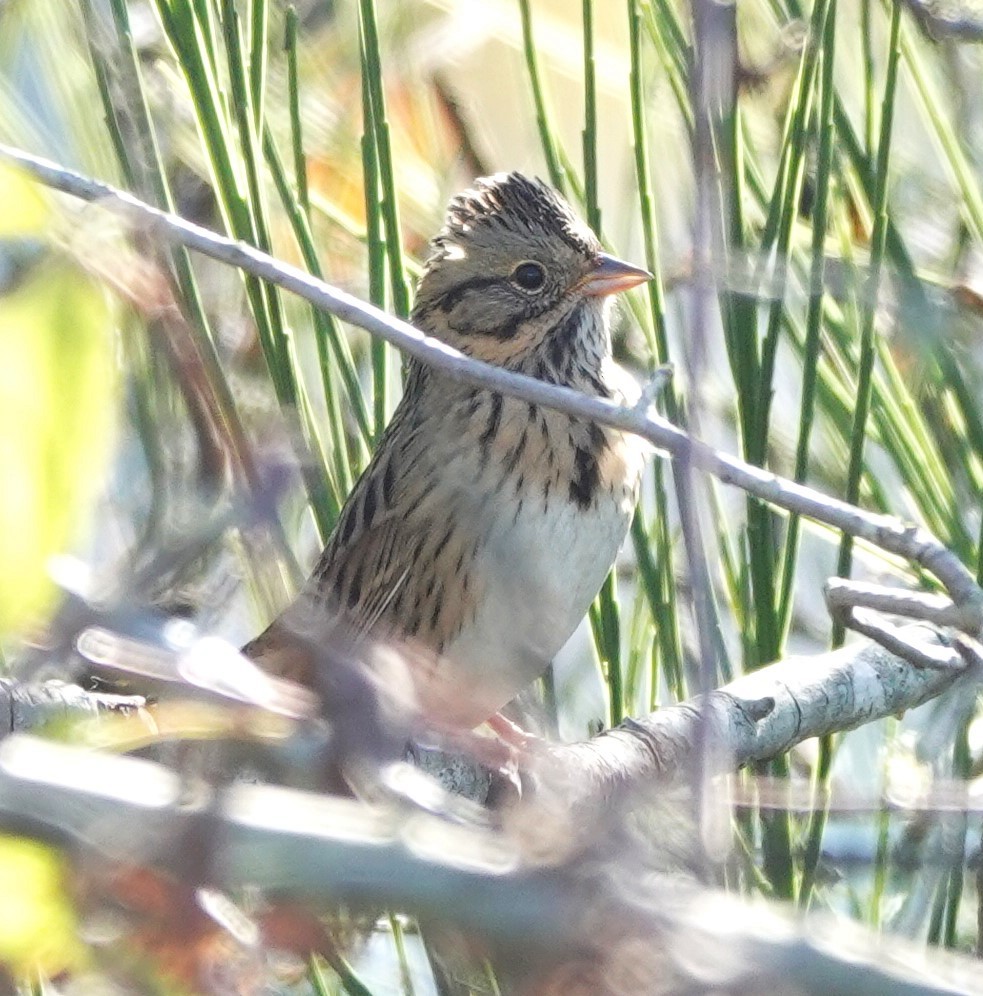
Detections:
[0, 679, 150, 734]
[408, 625, 972, 808]
[2, 144, 981, 656]
[897, 0, 983, 42]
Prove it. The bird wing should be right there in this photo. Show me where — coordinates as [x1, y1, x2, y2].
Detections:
[305, 390, 482, 652]
[245, 375, 489, 691]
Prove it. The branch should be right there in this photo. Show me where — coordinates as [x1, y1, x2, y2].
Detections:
[0, 733, 979, 994]
[2, 145, 980, 650]
[5, 623, 968, 818]
[897, 0, 983, 42]
[551, 625, 968, 810]
[409, 625, 971, 806]
[0, 679, 148, 732]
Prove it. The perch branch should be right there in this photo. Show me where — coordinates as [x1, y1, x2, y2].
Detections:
[410, 625, 972, 810]
[1, 627, 971, 826]
[550, 625, 969, 811]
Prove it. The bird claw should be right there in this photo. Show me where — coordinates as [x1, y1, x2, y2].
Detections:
[485, 712, 550, 756]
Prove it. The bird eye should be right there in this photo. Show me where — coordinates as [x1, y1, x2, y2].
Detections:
[511, 261, 546, 291]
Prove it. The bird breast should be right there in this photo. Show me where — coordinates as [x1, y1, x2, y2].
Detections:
[427, 372, 645, 726]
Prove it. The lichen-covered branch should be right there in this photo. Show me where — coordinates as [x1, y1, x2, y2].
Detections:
[550, 626, 969, 812]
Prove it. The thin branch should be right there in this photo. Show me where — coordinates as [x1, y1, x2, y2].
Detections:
[2, 144, 981, 643]
[0, 679, 149, 733]
[897, 0, 983, 42]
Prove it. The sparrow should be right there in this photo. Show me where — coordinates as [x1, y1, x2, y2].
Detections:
[244, 172, 650, 731]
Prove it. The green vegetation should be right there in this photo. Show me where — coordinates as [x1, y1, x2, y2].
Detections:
[3, 0, 983, 988]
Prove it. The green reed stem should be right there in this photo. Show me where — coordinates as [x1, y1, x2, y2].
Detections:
[105, 0, 213, 349]
[627, 1, 671, 385]
[755, 0, 825, 460]
[359, 16, 389, 440]
[517, 0, 567, 193]
[832, 1, 901, 642]
[576, 0, 623, 718]
[589, 572, 624, 728]
[228, 0, 346, 535]
[263, 132, 361, 515]
[389, 914, 417, 996]
[310, 953, 377, 996]
[776, 0, 838, 645]
[870, 807, 892, 929]
[902, 24, 983, 246]
[627, 0, 684, 698]
[942, 722, 970, 947]
[82, 1, 136, 189]
[284, 6, 309, 214]
[162, 0, 287, 390]
[582, 0, 599, 234]
[222, 0, 291, 375]
[247, 0, 267, 132]
[98, 0, 243, 465]
[861, 0, 875, 157]
[219, 0, 343, 531]
[189, 0, 217, 65]
[797, 733, 833, 907]
[358, 0, 410, 319]
[756, 753, 795, 900]
[642, 0, 692, 130]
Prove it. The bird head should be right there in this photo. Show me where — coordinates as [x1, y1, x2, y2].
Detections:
[411, 172, 650, 371]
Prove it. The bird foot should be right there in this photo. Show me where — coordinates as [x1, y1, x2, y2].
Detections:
[484, 712, 548, 755]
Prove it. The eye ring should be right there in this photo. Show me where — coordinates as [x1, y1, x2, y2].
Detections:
[511, 260, 547, 292]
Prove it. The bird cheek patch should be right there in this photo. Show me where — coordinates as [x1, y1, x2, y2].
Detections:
[447, 287, 523, 339]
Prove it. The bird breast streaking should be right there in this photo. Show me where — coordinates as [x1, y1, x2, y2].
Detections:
[244, 172, 651, 730]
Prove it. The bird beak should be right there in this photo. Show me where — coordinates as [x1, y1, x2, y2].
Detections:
[578, 253, 653, 296]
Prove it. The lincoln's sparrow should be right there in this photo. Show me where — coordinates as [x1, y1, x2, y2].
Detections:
[245, 173, 650, 729]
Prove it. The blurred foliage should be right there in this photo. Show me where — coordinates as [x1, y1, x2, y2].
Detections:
[0, 835, 85, 977]
[0, 164, 116, 636]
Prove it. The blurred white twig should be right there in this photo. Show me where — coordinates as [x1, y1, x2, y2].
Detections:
[898, 0, 983, 41]
[0, 732, 978, 994]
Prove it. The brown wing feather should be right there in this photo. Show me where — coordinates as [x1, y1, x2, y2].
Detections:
[245, 375, 487, 678]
